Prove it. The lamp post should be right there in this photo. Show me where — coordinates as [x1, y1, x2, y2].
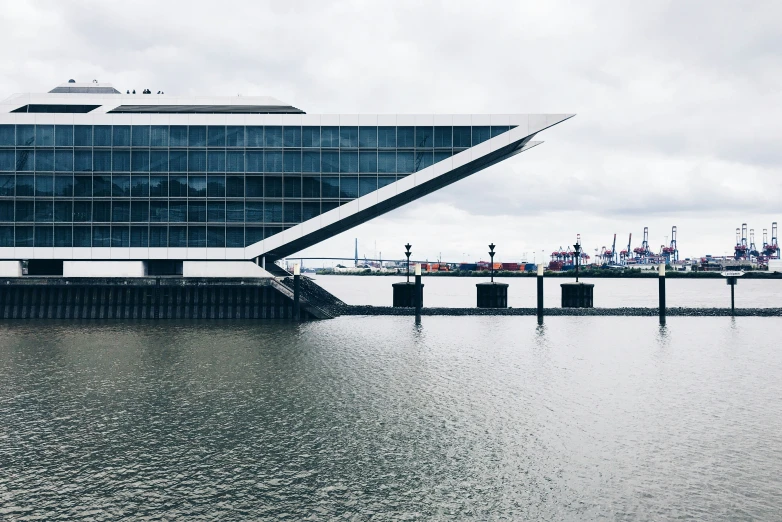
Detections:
[574, 234, 582, 283]
[405, 243, 412, 283]
[489, 243, 496, 283]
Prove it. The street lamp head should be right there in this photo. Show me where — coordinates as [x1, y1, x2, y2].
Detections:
[405, 243, 411, 253]
[489, 243, 495, 252]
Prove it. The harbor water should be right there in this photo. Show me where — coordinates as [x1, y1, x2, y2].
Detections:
[1, 278, 781, 519]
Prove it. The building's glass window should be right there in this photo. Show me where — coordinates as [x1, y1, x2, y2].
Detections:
[188, 126, 206, 147]
[0, 150, 13, 171]
[226, 126, 244, 148]
[36, 150, 54, 171]
[150, 176, 168, 197]
[322, 177, 339, 198]
[397, 152, 414, 173]
[93, 126, 111, 147]
[149, 151, 167, 172]
[378, 176, 395, 189]
[112, 175, 130, 197]
[112, 150, 130, 172]
[0, 201, 12, 221]
[73, 226, 91, 247]
[0, 226, 12, 247]
[169, 176, 187, 197]
[321, 151, 338, 173]
[169, 150, 187, 172]
[188, 150, 206, 172]
[54, 226, 72, 247]
[0, 125, 15, 146]
[359, 177, 377, 196]
[150, 201, 168, 222]
[54, 174, 74, 197]
[283, 126, 301, 148]
[265, 176, 282, 198]
[15, 201, 34, 221]
[35, 201, 53, 222]
[264, 202, 282, 223]
[472, 126, 491, 145]
[16, 125, 35, 146]
[188, 201, 206, 222]
[265, 126, 283, 148]
[340, 151, 358, 173]
[131, 201, 149, 222]
[187, 176, 206, 197]
[302, 126, 320, 148]
[207, 126, 225, 147]
[149, 226, 167, 247]
[0, 174, 13, 196]
[132, 126, 150, 147]
[131, 226, 148, 247]
[74, 126, 92, 147]
[226, 176, 244, 198]
[226, 202, 244, 223]
[112, 226, 130, 247]
[169, 201, 186, 222]
[359, 151, 377, 173]
[226, 151, 244, 172]
[246, 151, 263, 173]
[284, 176, 301, 198]
[397, 127, 414, 148]
[321, 127, 339, 148]
[35, 226, 53, 247]
[92, 225, 111, 247]
[453, 126, 471, 148]
[189, 226, 206, 247]
[207, 151, 225, 172]
[415, 150, 433, 171]
[302, 151, 320, 172]
[415, 126, 433, 148]
[73, 201, 91, 221]
[35, 173, 54, 197]
[131, 150, 149, 172]
[113, 126, 131, 147]
[15, 226, 33, 246]
[16, 150, 33, 171]
[55, 125, 73, 147]
[226, 227, 243, 247]
[74, 149, 92, 172]
[207, 226, 225, 247]
[151, 126, 168, 147]
[284, 201, 301, 223]
[340, 177, 358, 198]
[283, 150, 301, 173]
[302, 176, 320, 198]
[302, 201, 319, 220]
[340, 127, 358, 148]
[112, 201, 131, 222]
[245, 176, 263, 198]
[246, 126, 263, 148]
[170, 126, 188, 147]
[207, 175, 226, 197]
[16, 175, 34, 196]
[246, 201, 263, 222]
[94, 150, 111, 171]
[37, 125, 54, 147]
[491, 125, 510, 137]
[169, 226, 186, 247]
[131, 175, 149, 197]
[207, 201, 225, 222]
[265, 151, 283, 172]
[359, 127, 377, 148]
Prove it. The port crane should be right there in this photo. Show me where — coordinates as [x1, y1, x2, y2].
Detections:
[749, 229, 759, 258]
[763, 222, 780, 259]
[633, 227, 653, 262]
[619, 233, 632, 264]
[734, 223, 749, 260]
[601, 234, 617, 265]
[662, 226, 679, 264]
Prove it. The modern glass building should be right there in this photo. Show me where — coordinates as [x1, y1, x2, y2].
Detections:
[0, 81, 572, 276]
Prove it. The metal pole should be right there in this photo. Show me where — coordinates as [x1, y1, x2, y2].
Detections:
[658, 264, 666, 325]
[731, 282, 735, 315]
[414, 263, 422, 320]
[536, 263, 544, 325]
[293, 264, 301, 321]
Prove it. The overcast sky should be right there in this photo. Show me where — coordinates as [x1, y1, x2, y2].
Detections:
[2, 0, 780, 264]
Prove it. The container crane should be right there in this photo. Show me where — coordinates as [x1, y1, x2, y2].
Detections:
[734, 223, 749, 260]
[765, 222, 780, 259]
[633, 227, 652, 262]
[619, 233, 632, 264]
[662, 225, 678, 264]
[749, 229, 759, 259]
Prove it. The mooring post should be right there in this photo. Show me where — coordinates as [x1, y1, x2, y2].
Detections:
[414, 262, 422, 320]
[658, 263, 666, 325]
[537, 263, 544, 325]
[730, 278, 736, 315]
[293, 263, 301, 321]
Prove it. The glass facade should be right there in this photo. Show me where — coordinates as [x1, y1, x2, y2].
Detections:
[0, 124, 513, 248]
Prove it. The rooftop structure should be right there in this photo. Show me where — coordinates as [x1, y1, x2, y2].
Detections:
[0, 80, 573, 276]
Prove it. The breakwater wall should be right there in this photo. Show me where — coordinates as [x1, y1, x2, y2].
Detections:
[338, 306, 782, 317]
[0, 277, 329, 320]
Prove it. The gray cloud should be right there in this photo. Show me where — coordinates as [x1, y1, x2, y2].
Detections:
[1, 0, 780, 261]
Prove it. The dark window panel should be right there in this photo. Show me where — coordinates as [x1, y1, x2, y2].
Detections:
[35, 225, 54, 247]
[131, 175, 149, 197]
[112, 175, 130, 197]
[264, 202, 282, 223]
[149, 176, 168, 197]
[453, 126, 471, 148]
[188, 126, 206, 147]
[73, 201, 92, 222]
[377, 151, 396, 174]
[15, 201, 34, 221]
[131, 125, 150, 147]
[92, 225, 111, 247]
[37, 125, 54, 147]
[74, 149, 92, 172]
[131, 200, 149, 222]
[149, 201, 168, 222]
[0, 200, 11, 221]
[207, 175, 226, 197]
[55, 125, 73, 146]
[150, 126, 169, 147]
[74, 125, 93, 147]
[0, 150, 14, 172]
[16, 175, 34, 196]
[169, 200, 187, 222]
[340, 151, 358, 173]
[226, 202, 244, 223]
[302, 177, 320, 198]
[359, 177, 377, 197]
[226, 126, 244, 147]
[16, 125, 35, 146]
[283, 126, 301, 147]
[131, 150, 149, 172]
[111, 201, 130, 222]
[35, 150, 54, 171]
[265, 151, 282, 172]
[226, 176, 244, 198]
[434, 150, 452, 165]
[359, 126, 377, 148]
[245, 126, 263, 147]
[321, 177, 339, 198]
[0, 225, 12, 246]
[73, 226, 91, 247]
[150, 150, 168, 172]
[0, 125, 15, 146]
[302, 201, 319, 220]
[397, 151, 414, 173]
[112, 126, 131, 147]
[226, 227, 243, 247]
[54, 226, 72, 247]
[264, 176, 282, 197]
[434, 126, 452, 148]
[207, 226, 225, 247]
[246, 227, 264, 245]
[321, 126, 339, 148]
[169, 150, 187, 171]
[397, 127, 414, 148]
[131, 226, 148, 247]
[207, 201, 225, 222]
[245, 176, 263, 198]
[35, 173, 54, 196]
[226, 151, 244, 172]
[188, 201, 206, 222]
[321, 201, 339, 214]
[15, 226, 33, 246]
[415, 150, 433, 172]
[283, 150, 301, 173]
[111, 226, 129, 247]
[340, 177, 358, 198]
[339, 126, 358, 148]
[16, 149, 34, 171]
[187, 175, 206, 197]
[170, 126, 188, 147]
[265, 126, 283, 148]
[491, 125, 510, 137]
[93, 150, 111, 171]
[246, 201, 263, 222]
[302, 150, 320, 172]
[188, 150, 206, 172]
[207, 126, 225, 147]
[283, 201, 301, 223]
[187, 226, 205, 247]
[149, 226, 167, 247]
[112, 150, 130, 171]
[415, 126, 433, 148]
[321, 151, 338, 173]
[262, 226, 281, 241]
[359, 151, 377, 173]
[472, 126, 491, 145]
[54, 174, 74, 197]
[0, 174, 13, 196]
[169, 226, 187, 247]
[207, 150, 225, 172]
[284, 175, 301, 198]
[302, 126, 320, 147]
[246, 151, 263, 172]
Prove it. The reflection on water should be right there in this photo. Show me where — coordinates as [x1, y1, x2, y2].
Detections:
[1, 317, 782, 520]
